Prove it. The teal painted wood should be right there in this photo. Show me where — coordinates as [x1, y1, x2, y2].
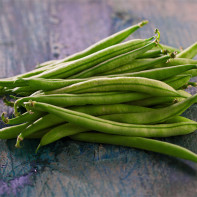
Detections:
[0, 0, 197, 196]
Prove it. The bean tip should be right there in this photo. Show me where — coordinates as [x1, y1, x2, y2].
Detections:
[170, 51, 177, 59]
[15, 135, 23, 148]
[1, 112, 9, 124]
[154, 28, 160, 42]
[35, 144, 41, 154]
[139, 20, 149, 27]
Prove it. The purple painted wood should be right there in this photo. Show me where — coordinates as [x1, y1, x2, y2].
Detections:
[0, 0, 197, 196]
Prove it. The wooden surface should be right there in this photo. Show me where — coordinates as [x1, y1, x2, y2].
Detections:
[0, 0, 197, 196]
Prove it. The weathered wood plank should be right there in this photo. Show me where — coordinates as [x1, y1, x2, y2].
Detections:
[0, 0, 197, 197]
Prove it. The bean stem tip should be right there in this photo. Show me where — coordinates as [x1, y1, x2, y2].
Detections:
[139, 20, 149, 27]
[35, 144, 41, 154]
[15, 135, 23, 148]
[1, 112, 9, 124]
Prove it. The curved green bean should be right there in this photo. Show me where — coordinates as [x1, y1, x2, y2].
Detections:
[70, 132, 197, 163]
[55, 20, 149, 63]
[1, 111, 44, 125]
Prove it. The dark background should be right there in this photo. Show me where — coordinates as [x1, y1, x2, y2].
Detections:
[0, 0, 197, 196]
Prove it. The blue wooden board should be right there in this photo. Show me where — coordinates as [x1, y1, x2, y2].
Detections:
[0, 0, 197, 196]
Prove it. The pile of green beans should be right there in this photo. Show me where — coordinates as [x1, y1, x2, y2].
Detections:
[0, 20, 197, 164]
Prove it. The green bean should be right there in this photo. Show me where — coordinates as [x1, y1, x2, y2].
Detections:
[112, 64, 197, 80]
[177, 90, 192, 98]
[0, 123, 49, 139]
[164, 116, 195, 123]
[46, 77, 180, 97]
[184, 69, 197, 78]
[20, 99, 197, 138]
[128, 96, 185, 107]
[54, 20, 149, 63]
[14, 103, 153, 146]
[0, 78, 28, 88]
[1, 111, 44, 125]
[71, 104, 154, 115]
[155, 58, 197, 68]
[103, 55, 170, 75]
[0, 123, 29, 139]
[70, 132, 197, 163]
[130, 90, 192, 107]
[114, 94, 197, 124]
[177, 42, 197, 59]
[153, 44, 181, 53]
[136, 49, 164, 58]
[11, 86, 40, 94]
[70, 41, 157, 78]
[35, 60, 58, 69]
[32, 38, 154, 79]
[165, 74, 191, 90]
[14, 92, 150, 116]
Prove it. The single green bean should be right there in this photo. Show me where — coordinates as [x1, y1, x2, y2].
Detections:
[153, 44, 181, 53]
[71, 104, 154, 115]
[70, 132, 197, 163]
[0, 123, 29, 139]
[46, 77, 180, 97]
[128, 96, 185, 107]
[112, 64, 197, 80]
[165, 74, 191, 90]
[177, 90, 192, 98]
[164, 116, 195, 123]
[0, 123, 49, 139]
[184, 69, 197, 77]
[155, 58, 197, 68]
[136, 49, 164, 58]
[177, 42, 197, 59]
[1, 111, 44, 125]
[103, 55, 170, 75]
[53, 20, 149, 63]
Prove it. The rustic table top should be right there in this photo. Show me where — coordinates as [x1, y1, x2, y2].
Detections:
[0, 0, 197, 196]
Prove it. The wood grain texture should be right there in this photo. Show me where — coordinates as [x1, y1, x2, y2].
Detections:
[0, 0, 197, 196]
